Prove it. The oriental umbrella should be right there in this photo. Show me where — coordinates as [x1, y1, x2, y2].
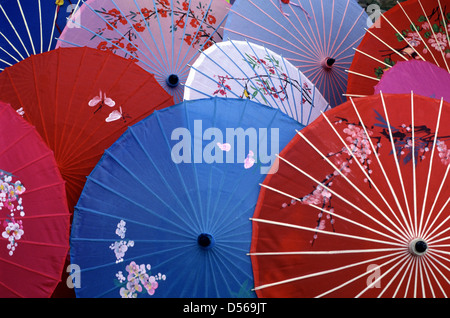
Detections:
[0, 101, 70, 297]
[56, 0, 231, 103]
[0, 46, 174, 212]
[346, 0, 450, 99]
[374, 59, 450, 103]
[184, 40, 330, 126]
[70, 97, 303, 298]
[0, 0, 77, 71]
[251, 93, 450, 297]
[223, 0, 369, 107]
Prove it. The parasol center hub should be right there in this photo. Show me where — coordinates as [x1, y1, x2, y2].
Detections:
[409, 238, 428, 256]
[197, 233, 215, 249]
[166, 74, 180, 87]
[321, 57, 336, 69]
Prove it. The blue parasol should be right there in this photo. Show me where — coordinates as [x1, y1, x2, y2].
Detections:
[0, 0, 75, 71]
[70, 97, 303, 298]
[223, 0, 369, 107]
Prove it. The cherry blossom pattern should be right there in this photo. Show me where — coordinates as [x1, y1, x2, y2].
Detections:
[212, 53, 313, 107]
[374, 109, 450, 165]
[94, 0, 222, 60]
[110, 220, 134, 263]
[0, 170, 26, 256]
[375, 5, 450, 79]
[280, 116, 380, 245]
[437, 140, 450, 165]
[116, 261, 166, 298]
[280, 108, 449, 245]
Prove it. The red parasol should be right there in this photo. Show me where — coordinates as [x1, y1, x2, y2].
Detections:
[0, 46, 174, 212]
[0, 101, 70, 297]
[346, 0, 450, 99]
[251, 93, 450, 297]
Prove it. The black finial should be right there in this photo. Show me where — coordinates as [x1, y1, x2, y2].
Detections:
[415, 240, 428, 254]
[197, 233, 214, 248]
[166, 74, 179, 87]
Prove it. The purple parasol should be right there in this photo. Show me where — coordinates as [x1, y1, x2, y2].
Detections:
[374, 59, 450, 102]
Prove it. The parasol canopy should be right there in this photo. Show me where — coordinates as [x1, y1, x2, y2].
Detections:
[374, 59, 450, 102]
[184, 39, 330, 126]
[223, 0, 369, 107]
[251, 93, 450, 297]
[56, 0, 230, 103]
[0, 46, 174, 212]
[0, 0, 75, 71]
[70, 97, 303, 298]
[0, 101, 70, 297]
[347, 0, 450, 98]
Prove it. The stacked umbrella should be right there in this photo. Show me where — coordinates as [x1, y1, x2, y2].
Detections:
[3, 0, 450, 300]
[56, 0, 231, 103]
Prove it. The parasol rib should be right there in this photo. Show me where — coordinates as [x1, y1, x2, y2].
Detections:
[345, 69, 380, 82]
[422, 255, 443, 297]
[252, 249, 403, 292]
[355, 254, 411, 298]
[380, 14, 426, 62]
[320, 110, 412, 237]
[273, 0, 323, 58]
[329, 3, 366, 61]
[0, 3, 29, 58]
[378, 256, 414, 298]
[274, 152, 411, 241]
[391, 256, 415, 297]
[249, 247, 404, 256]
[16, 0, 35, 55]
[395, 0, 440, 68]
[251, 217, 405, 247]
[0, 256, 61, 280]
[380, 92, 415, 236]
[304, 0, 325, 58]
[418, 0, 450, 73]
[297, 129, 412, 241]
[364, 28, 408, 61]
[350, 97, 414, 239]
[425, 252, 450, 291]
[411, 93, 418, 236]
[352, 47, 393, 69]
[103, 149, 199, 231]
[422, 197, 450, 242]
[257, 183, 407, 245]
[226, 3, 320, 60]
[418, 97, 444, 237]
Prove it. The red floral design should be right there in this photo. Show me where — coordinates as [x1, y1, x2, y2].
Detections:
[126, 43, 138, 53]
[157, 8, 168, 18]
[93, 0, 224, 61]
[189, 18, 200, 28]
[207, 15, 216, 25]
[133, 23, 145, 32]
[176, 18, 185, 28]
[140, 8, 152, 18]
[184, 35, 192, 46]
